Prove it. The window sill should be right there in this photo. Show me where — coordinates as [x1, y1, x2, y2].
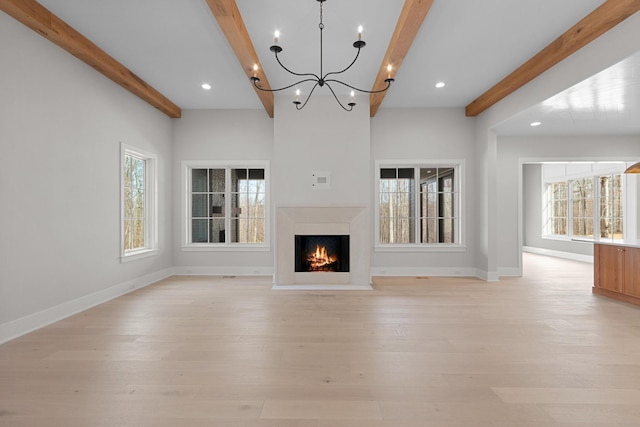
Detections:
[542, 235, 596, 243]
[182, 244, 270, 252]
[121, 248, 159, 263]
[375, 244, 466, 253]
[543, 235, 627, 245]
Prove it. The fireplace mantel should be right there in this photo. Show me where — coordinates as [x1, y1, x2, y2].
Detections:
[274, 206, 371, 289]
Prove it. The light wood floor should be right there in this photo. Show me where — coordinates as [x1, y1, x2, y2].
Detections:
[2, 253, 640, 426]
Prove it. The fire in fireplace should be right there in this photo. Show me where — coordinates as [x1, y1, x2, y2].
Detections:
[295, 235, 349, 273]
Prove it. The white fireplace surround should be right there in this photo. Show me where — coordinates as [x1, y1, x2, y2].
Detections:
[274, 206, 371, 289]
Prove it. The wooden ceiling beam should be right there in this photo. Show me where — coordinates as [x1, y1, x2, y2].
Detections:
[370, 0, 434, 117]
[206, 0, 274, 118]
[465, 0, 640, 117]
[0, 0, 181, 118]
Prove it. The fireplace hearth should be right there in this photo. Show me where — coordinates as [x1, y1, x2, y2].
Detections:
[295, 235, 349, 273]
[274, 206, 370, 288]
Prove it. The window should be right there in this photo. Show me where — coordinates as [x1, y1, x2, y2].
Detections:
[377, 162, 462, 249]
[544, 172, 623, 240]
[121, 145, 157, 261]
[598, 174, 624, 239]
[571, 178, 594, 238]
[544, 182, 568, 235]
[379, 167, 415, 243]
[184, 162, 269, 248]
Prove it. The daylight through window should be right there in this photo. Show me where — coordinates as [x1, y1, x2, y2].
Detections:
[544, 173, 623, 239]
[123, 152, 146, 251]
[121, 145, 157, 260]
[188, 165, 267, 246]
[378, 164, 461, 246]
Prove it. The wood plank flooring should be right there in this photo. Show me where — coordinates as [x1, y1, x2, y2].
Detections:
[2, 253, 640, 426]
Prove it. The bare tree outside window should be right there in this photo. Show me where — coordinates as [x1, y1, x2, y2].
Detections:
[190, 166, 266, 245]
[232, 168, 265, 243]
[571, 178, 594, 238]
[420, 168, 455, 243]
[544, 172, 623, 240]
[379, 168, 414, 243]
[379, 165, 459, 245]
[123, 153, 145, 251]
[599, 174, 623, 239]
[545, 182, 568, 235]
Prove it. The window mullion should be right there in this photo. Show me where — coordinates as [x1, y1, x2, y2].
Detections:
[143, 158, 149, 249]
[224, 168, 229, 244]
[591, 176, 596, 239]
[207, 168, 212, 244]
[567, 179, 573, 237]
[414, 167, 420, 245]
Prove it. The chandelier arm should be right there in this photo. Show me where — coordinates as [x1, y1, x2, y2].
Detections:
[324, 78, 393, 94]
[324, 82, 355, 112]
[322, 48, 362, 80]
[253, 78, 318, 93]
[296, 82, 321, 110]
[274, 51, 320, 81]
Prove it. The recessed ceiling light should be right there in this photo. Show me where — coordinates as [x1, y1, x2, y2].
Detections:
[530, 121, 541, 127]
[201, 83, 212, 90]
[435, 82, 445, 88]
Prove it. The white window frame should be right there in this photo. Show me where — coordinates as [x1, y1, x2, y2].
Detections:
[120, 144, 158, 262]
[542, 166, 627, 242]
[375, 159, 465, 252]
[182, 160, 270, 252]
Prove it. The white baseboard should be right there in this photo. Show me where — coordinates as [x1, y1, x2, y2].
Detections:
[474, 269, 500, 282]
[498, 267, 523, 277]
[272, 284, 373, 291]
[0, 268, 172, 345]
[172, 266, 274, 276]
[370, 267, 483, 279]
[523, 246, 593, 263]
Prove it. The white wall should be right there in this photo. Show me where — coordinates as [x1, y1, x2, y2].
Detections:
[0, 13, 174, 342]
[370, 108, 478, 276]
[497, 135, 640, 273]
[171, 109, 274, 274]
[273, 95, 371, 207]
[476, 12, 640, 277]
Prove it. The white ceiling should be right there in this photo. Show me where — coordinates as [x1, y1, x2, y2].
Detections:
[33, 0, 640, 135]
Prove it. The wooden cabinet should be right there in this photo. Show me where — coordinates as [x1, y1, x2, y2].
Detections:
[594, 243, 624, 293]
[624, 246, 640, 298]
[593, 243, 640, 306]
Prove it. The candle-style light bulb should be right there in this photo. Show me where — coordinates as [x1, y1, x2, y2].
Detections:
[350, 90, 355, 101]
[274, 30, 280, 45]
[295, 89, 301, 102]
[387, 64, 393, 78]
[252, 64, 258, 77]
[357, 25, 363, 41]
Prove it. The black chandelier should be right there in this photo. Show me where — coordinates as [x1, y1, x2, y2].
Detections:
[250, 0, 394, 111]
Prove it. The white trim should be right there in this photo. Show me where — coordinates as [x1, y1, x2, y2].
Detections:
[121, 143, 158, 262]
[475, 269, 500, 282]
[498, 267, 523, 277]
[182, 160, 270, 248]
[523, 246, 593, 263]
[120, 248, 159, 262]
[374, 244, 466, 252]
[374, 159, 465, 247]
[181, 245, 270, 252]
[172, 266, 274, 276]
[272, 284, 372, 291]
[370, 266, 479, 277]
[0, 268, 172, 345]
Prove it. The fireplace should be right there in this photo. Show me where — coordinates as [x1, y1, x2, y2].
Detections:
[274, 206, 370, 288]
[295, 235, 349, 273]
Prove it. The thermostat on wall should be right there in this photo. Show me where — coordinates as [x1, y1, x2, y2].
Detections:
[311, 171, 331, 189]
